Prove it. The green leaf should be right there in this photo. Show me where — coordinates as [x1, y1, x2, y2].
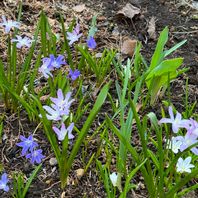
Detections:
[22, 164, 42, 198]
[120, 159, 147, 198]
[164, 40, 187, 57]
[88, 15, 98, 37]
[146, 58, 183, 81]
[149, 27, 168, 70]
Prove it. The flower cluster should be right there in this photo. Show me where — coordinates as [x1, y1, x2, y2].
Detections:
[38, 54, 80, 80]
[159, 106, 198, 173]
[43, 89, 75, 141]
[67, 22, 97, 49]
[38, 54, 66, 78]
[16, 135, 45, 164]
[0, 16, 33, 49]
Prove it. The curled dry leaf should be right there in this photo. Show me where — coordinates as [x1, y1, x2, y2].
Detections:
[72, 4, 86, 13]
[117, 3, 140, 19]
[147, 16, 157, 40]
[121, 39, 137, 57]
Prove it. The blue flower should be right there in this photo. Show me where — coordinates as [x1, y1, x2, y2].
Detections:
[68, 69, 80, 81]
[0, 173, 9, 192]
[87, 36, 96, 49]
[26, 149, 45, 164]
[11, 35, 33, 49]
[16, 135, 38, 156]
[49, 54, 66, 69]
[0, 16, 20, 33]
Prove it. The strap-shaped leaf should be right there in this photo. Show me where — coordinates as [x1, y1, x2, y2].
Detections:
[149, 27, 168, 70]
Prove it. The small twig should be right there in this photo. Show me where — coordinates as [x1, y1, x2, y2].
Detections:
[172, 30, 198, 34]
[43, 181, 61, 191]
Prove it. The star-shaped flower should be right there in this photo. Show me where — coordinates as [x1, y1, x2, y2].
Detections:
[87, 36, 97, 49]
[11, 35, 33, 49]
[68, 69, 80, 81]
[38, 57, 53, 78]
[53, 122, 74, 141]
[166, 137, 182, 154]
[174, 133, 198, 155]
[16, 135, 38, 156]
[50, 89, 74, 115]
[185, 119, 198, 137]
[0, 15, 20, 33]
[43, 104, 62, 121]
[0, 173, 9, 192]
[26, 149, 45, 164]
[176, 157, 195, 173]
[49, 54, 66, 69]
[159, 106, 188, 133]
[67, 23, 82, 46]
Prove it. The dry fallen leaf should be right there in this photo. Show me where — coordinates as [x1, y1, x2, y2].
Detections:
[117, 3, 140, 19]
[147, 16, 157, 40]
[121, 39, 137, 57]
[72, 4, 86, 13]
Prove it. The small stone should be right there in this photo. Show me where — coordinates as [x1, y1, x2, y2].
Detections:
[49, 157, 57, 166]
[75, 168, 84, 179]
[95, 53, 103, 58]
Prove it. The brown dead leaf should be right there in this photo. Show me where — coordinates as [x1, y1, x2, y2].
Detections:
[147, 17, 157, 40]
[48, 18, 56, 26]
[39, 94, 50, 102]
[72, 4, 86, 13]
[117, 3, 140, 19]
[121, 39, 137, 57]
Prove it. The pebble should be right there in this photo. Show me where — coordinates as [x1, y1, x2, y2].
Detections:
[49, 157, 58, 166]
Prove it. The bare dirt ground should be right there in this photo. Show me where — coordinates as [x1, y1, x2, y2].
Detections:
[0, 0, 197, 197]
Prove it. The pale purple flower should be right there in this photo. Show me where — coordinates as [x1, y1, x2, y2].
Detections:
[176, 157, 195, 173]
[49, 54, 66, 69]
[0, 173, 9, 192]
[159, 106, 188, 133]
[43, 104, 62, 121]
[38, 57, 53, 78]
[39, 55, 66, 78]
[26, 149, 45, 164]
[67, 23, 82, 45]
[175, 133, 198, 155]
[87, 36, 96, 49]
[0, 15, 20, 33]
[53, 122, 74, 141]
[185, 119, 198, 137]
[11, 35, 33, 49]
[166, 137, 182, 154]
[16, 135, 38, 156]
[50, 89, 74, 115]
[68, 69, 80, 81]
